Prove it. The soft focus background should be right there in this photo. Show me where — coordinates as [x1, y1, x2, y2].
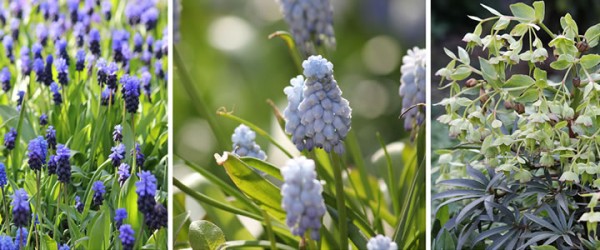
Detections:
[173, 0, 425, 247]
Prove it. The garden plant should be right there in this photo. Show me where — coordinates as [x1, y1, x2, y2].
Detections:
[0, 0, 169, 249]
[433, 1, 600, 249]
[172, 0, 426, 249]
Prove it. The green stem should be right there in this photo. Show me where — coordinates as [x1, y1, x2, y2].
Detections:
[330, 153, 347, 250]
[538, 22, 556, 39]
[262, 210, 277, 250]
[376, 133, 399, 214]
[35, 171, 40, 249]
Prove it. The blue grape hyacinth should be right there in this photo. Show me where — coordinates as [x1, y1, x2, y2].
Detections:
[92, 181, 105, 207]
[118, 163, 130, 187]
[75, 49, 85, 72]
[44, 55, 54, 86]
[122, 76, 140, 113]
[115, 208, 127, 229]
[280, 156, 326, 240]
[119, 224, 135, 250]
[58, 244, 70, 250]
[145, 203, 167, 231]
[46, 125, 56, 150]
[89, 29, 101, 56]
[4, 127, 16, 150]
[277, 0, 336, 55]
[47, 155, 57, 175]
[283, 55, 351, 155]
[20, 46, 31, 75]
[50, 82, 62, 105]
[136, 171, 157, 214]
[367, 235, 398, 250]
[39, 114, 48, 126]
[399, 47, 426, 131]
[0, 163, 7, 188]
[11, 189, 30, 228]
[0, 67, 11, 92]
[109, 144, 126, 167]
[27, 136, 48, 171]
[231, 124, 266, 160]
[134, 144, 145, 168]
[101, 87, 115, 106]
[56, 144, 71, 183]
[106, 62, 119, 90]
[15, 227, 27, 248]
[0, 235, 15, 250]
[113, 125, 123, 142]
[75, 196, 83, 213]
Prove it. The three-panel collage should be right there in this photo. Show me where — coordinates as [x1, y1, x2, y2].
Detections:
[0, 0, 595, 249]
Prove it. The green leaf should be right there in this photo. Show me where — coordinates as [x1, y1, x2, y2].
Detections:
[493, 16, 510, 31]
[217, 240, 297, 250]
[550, 54, 573, 70]
[434, 230, 456, 250]
[510, 3, 536, 21]
[173, 211, 191, 241]
[480, 4, 502, 16]
[532, 246, 558, 250]
[479, 57, 499, 85]
[580, 54, 600, 69]
[457, 47, 470, 65]
[450, 66, 471, 81]
[189, 220, 226, 250]
[516, 89, 539, 103]
[585, 24, 600, 48]
[87, 209, 110, 249]
[241, 157, 283, 181]
[533, 1, 545, 22]
[214, 152, 286, 219]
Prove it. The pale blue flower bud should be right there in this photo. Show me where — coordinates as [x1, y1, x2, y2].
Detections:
[399, 47, 426, 131]
[231, 125, 266, 160]
[277, 0, 335, 55]
[367, 235, 398, 250]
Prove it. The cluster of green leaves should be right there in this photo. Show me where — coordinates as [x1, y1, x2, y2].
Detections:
[0, 1, 168, 249]
[434, 1, 600, 249]
[173, 13, 425, 250]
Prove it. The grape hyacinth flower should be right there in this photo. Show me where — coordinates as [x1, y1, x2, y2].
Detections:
[102, 1, 112, 20]
[122, 76, 140, 113]
[36, 24, 48, 46]
[0, 67, 11, 92]
[32, 43, 43, 59]
[45, 125, 56, 150]
[92, 181, 105, 207]
[231, 125, 267, 160]
[16, 90, 25, 107]
[134, 144, 145, 168]
[75, 196, 83, 213]
[399, 47, 426, 131]
[47, 155, 57, 175]
[366, 235, 398, 250]
[33, 58, 44, 83]
[155, 60, 164, 80]
[113, 125, 122, 142]
[20, 46, 31, 75]
[0, 163, 6, 188]
[281, 157, 325, 240]
[101, 88, 115, 106]
[27, 136, 48, 171]
[141, 70, 152, 102]
[141, 7, 158, 31]
[145, 203, 167, 231]
[134, 33, 143, 53]
[141, 50, 152, 65]
[106, 62, 119, 90]
[283, 55, 352, 155]
[15, 227, 27, 248]
[154, 40, 163, 59]
[39, 114, 48, 126]
[0, 235, 15, 249]
[11, 189, 30, 228]
[44, 55, 54, 86]
[118, 163, 130, 186]
[96, 58, 107, 86]
[59, 244, 70, 250]
[67, 0, 78, 23]
[119, 224, 135, 250]
[10, 19, 20, 40]
[75, 49, 85, 72]
[56, 144, 71, 183]
[3, 36, 14, 63]
[50, 82, 62, 105]
[109, 144, 126, 167]
[4, 128, 16, 150]
[115, 208, 127, 229]
[277, 0, 336, 55]
[56, 39, 69, 66]
[136, 171, 157, 214]
[56, 58, 68, 85]
[89, 29, 101, 56]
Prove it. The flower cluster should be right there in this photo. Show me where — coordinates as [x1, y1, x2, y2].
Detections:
[92, 181, 105, 207]
[276, 0, 336, 55]
[119, 224, 135, 250]
[56, 144, 71, 183]
[136, 171, 166, 231]
[27, 136, 47, 171]
[399, 47, 426, 131]
[4, 128, 16, 150]
[231, 124, 267, 160]
[118, 163, 131, 186]
[11, 189, 30, 228]
[280, 156, 325, 240]
[109, 144, 126, 167]
[366, 235, 398, 250]
[115, 208, 127, 229]
[284, 55, 352, 155]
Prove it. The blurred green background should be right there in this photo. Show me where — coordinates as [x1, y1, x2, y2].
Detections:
[174, 0, 424, 177]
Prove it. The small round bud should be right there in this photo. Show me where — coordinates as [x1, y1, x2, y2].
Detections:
[465, 78, 477, 88]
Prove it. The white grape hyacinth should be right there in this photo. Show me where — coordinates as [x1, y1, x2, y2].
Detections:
[367, 235, 398, 250]
[283, 55, 352, 155]
[399, 47, 426, 131]
[280, 156, 326, 240]
[231, 124, 267, 160]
